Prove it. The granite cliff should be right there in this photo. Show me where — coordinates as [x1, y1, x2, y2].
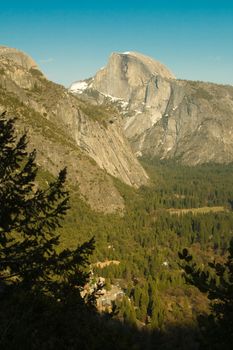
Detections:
[70, 51, 233, 165]
[0, 46, 148, 213]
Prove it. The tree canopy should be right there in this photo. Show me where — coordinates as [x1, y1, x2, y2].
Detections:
[179, 240, 233, 349]
[0, 111, 95, 300]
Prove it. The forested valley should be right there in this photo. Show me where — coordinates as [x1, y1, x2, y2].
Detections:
[1, 113, 233, 349]
[57, 157, 233, 348]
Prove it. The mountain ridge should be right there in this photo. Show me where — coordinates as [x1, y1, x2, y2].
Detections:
[70, 51, 233, 165]
[0, 46, 149, 213]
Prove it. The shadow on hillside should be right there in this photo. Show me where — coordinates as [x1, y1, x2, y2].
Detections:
[0, 287, 200, 350]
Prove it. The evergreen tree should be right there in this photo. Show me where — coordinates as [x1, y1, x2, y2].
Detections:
[179, 240, 233, 349]
[122, 296, 137, 326]
[150, 294, 164, 329]
[0, 112, 95, 301]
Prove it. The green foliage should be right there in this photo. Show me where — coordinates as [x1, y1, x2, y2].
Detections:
[29, 67, 44, 78]
[57, 155, 233, 332]
[3, 108, 231, 344]
[150, 301, 164, 329]
[116, 296, 137, 327]
[179, 240, 233, 349]
[0, 112, 158, 350]
[141, 157, 233, 209]
[0, 112, 95, 301]
[79, 101, 112, 126]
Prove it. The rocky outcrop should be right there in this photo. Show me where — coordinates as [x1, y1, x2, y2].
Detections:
[71, 51, 233, 165]
[136, 80, 233, 164]
[90, 51, 174, 100]
[72, 111, 148, 187]
[0, 46, 38, 70]
[0, 46, 149, 213]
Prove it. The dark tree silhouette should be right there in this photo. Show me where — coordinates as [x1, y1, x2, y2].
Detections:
[179, 240, 233, 349]
[0, 111, 95, 300]
[0, 112, 155, 350]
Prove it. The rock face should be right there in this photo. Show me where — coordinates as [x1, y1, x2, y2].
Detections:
[0, 46, 148, 213]
[0, 46, 38, 70]
[90, 52, 175, 100]
[73, 112, 148, 187]
[71, 51, 233, 165]
[138, 80, 233, 164]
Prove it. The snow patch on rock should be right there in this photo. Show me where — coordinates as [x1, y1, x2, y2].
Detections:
[70, 81, 88, 94]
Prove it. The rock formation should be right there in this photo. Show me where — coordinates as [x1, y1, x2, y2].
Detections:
[70, 51, 233, 165]
[0, 46, 148, 213]
[0, 46, 38, 70]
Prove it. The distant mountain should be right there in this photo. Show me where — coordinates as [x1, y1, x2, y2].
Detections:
[70, 51, 233, 165]
[0, 46, 148, 213]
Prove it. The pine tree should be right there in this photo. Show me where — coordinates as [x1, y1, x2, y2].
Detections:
[122, 296, 137, 326]
[0, 112, 95, 301]
[179, 241, 233, 349]
[150, 294, 164, 329]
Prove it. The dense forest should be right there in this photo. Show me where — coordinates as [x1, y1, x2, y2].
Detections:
[1, 113, 233, 349]
[55, 156, 233, 343]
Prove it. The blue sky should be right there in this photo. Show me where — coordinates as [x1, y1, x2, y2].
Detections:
[0, 0, 232, 86]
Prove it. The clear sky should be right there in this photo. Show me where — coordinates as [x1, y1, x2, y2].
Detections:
[0, 0, 232, 87]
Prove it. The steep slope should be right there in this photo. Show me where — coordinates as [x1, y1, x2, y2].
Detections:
[0, 46, 148, 213]
[70, 51, 233, 165]
[138, 80, 233, 164]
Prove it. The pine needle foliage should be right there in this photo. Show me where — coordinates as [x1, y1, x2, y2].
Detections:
[179, 240, 233, 349]
[0, 112, 95, 300]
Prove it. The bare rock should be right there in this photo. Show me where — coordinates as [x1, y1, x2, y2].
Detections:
[0, 47, 149, 213]
[71, 51, 233, 165]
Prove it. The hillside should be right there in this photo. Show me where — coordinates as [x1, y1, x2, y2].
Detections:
[0, 46, 148, 213]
